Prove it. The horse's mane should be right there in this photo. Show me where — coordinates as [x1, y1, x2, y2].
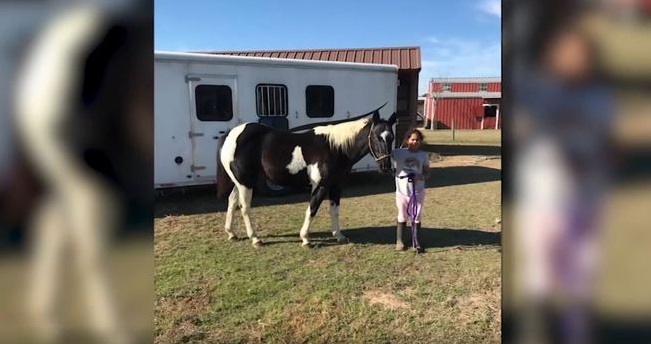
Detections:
[288, 102, 387, 133]
[313, 117, 370, 152]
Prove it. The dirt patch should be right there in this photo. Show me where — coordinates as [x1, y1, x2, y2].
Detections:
[266, 302, 334, 343]
[155, 280, 212, 344]
[363, 290, 410, 310]
[455, 290, 501, 327]
[156, 319, 206, 344]
[432, 155, 501, 169]
[429, 152, 444, 163]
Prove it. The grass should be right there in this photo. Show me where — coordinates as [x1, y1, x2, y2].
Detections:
[419, 129, 501, 146]
[155, 148, 501, 343]
[0, 238, 153, 343]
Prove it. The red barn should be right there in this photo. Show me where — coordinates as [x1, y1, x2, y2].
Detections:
[424, 77, 501, 130]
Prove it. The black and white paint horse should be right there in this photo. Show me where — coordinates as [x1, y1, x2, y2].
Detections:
[216, 110, 396, 247]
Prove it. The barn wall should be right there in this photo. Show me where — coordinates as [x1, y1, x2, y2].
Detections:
[396, 70, 419, 145]
[487, 82, 501, 92]
[430, 98, 499, 130]
[430, 81, 501, 93]
[425, 79, 502, 130]
[483, 115, 499, 129]
[450, 83, 478, 92]
[434, 98, 483, 129]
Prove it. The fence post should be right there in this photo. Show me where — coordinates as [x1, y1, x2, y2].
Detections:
[429, 97, 437, 131]
[452, 117, 455, 141]
[495, 107, 500, 130]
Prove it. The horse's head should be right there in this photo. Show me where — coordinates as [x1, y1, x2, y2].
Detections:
[368, 111, 397, 173]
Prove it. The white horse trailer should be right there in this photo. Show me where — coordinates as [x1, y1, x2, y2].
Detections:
[154, 51, 398, 189]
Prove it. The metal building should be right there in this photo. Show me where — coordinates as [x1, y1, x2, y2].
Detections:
[425, 77, 501, 130]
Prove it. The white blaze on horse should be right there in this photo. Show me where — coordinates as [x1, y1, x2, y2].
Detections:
[216, 110, 396, 247]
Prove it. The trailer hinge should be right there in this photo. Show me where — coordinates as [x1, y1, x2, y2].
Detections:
[189, 131, 204, 138]
[191, 165, 206, 172]
[185, 76, 201, 83]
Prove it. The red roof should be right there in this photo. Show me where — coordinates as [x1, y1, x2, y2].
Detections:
[198, 46, 421, 71]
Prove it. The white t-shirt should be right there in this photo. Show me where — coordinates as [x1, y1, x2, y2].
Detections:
[391, 148, 429, 196]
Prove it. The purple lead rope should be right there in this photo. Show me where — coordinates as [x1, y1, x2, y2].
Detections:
[403, 173, 420, 249]
[407, 175, 420, 249]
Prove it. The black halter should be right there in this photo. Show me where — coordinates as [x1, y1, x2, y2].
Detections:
[367, 121, 390, 161]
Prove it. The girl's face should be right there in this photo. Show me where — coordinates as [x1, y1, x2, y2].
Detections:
[407, 133, 421, 151]
[545, 29, 593, 83]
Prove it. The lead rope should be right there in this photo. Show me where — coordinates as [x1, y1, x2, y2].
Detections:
[407, 174, 420, 250]
[399, 173, 420, 250]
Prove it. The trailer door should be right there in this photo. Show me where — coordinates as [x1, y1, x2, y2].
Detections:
[187, 75, 238, 183]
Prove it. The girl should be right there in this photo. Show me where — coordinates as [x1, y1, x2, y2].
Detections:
[391, 129, 430, 253]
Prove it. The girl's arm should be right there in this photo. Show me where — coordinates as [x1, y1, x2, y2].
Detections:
[422, 164, 430, 181]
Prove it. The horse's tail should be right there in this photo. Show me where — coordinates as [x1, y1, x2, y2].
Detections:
[216, 131, 235, 200]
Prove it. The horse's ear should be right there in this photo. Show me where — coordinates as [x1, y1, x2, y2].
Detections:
[387, 112, 397, 126]
[372, 110, 380, 122]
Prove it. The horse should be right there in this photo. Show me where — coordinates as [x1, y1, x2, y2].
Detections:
[216, 110, 397, 247]
[11, 5, 151, 343]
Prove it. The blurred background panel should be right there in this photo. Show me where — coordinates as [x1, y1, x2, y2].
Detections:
[504, 0, 651, 343]
[0, 1, 153, 343]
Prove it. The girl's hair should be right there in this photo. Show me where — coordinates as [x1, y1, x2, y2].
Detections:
[401, 128, 424, 147]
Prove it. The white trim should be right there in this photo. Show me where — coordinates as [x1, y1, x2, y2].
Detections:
[430, 92, 501, 99]
[156, 51, 399, 73]
[429, 77, 501, 83]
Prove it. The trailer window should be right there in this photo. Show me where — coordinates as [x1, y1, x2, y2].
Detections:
[306, 85, 334, 118]
[442, 83, 451, 92]
[479, 83, 488, 92]
[195, 85, 233, 121]
[256, 84, 288, 116]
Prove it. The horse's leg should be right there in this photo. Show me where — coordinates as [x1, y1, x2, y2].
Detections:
[236, 185, 262, 248]
[67, 176, 128, 344]
[300, 185, 329, 247]
[328, 186, 349, 244]
[28, 195, 66, 342]
[224, 188, 239, 240]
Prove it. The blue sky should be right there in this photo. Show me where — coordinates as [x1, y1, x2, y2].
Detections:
[155, 0, 501, 94]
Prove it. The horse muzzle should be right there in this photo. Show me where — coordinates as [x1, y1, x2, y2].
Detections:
[377, 157, 391, 173]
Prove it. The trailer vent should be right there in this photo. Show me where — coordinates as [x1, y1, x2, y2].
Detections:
[256, 84, 288, 116]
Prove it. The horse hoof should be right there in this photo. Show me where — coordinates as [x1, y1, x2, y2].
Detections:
[253, 241, 264, 248]
[395, 243, 406, 251]
[337, 237, 350, 244]
[413, 246, 424, 254]
[227, 235, 238, 241]
[301, 242, 312, 248]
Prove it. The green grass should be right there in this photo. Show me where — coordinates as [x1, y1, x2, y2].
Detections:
[155, 154, 501, 343]
[0, 239, 153, 343]
[419, 129, 501, 146]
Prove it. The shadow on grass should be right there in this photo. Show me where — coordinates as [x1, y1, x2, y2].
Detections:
[155, 166, 501, 218]
[262, 226, 500, 250]
[423, 144, 501, 156]
[342, 166, 501, 198]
